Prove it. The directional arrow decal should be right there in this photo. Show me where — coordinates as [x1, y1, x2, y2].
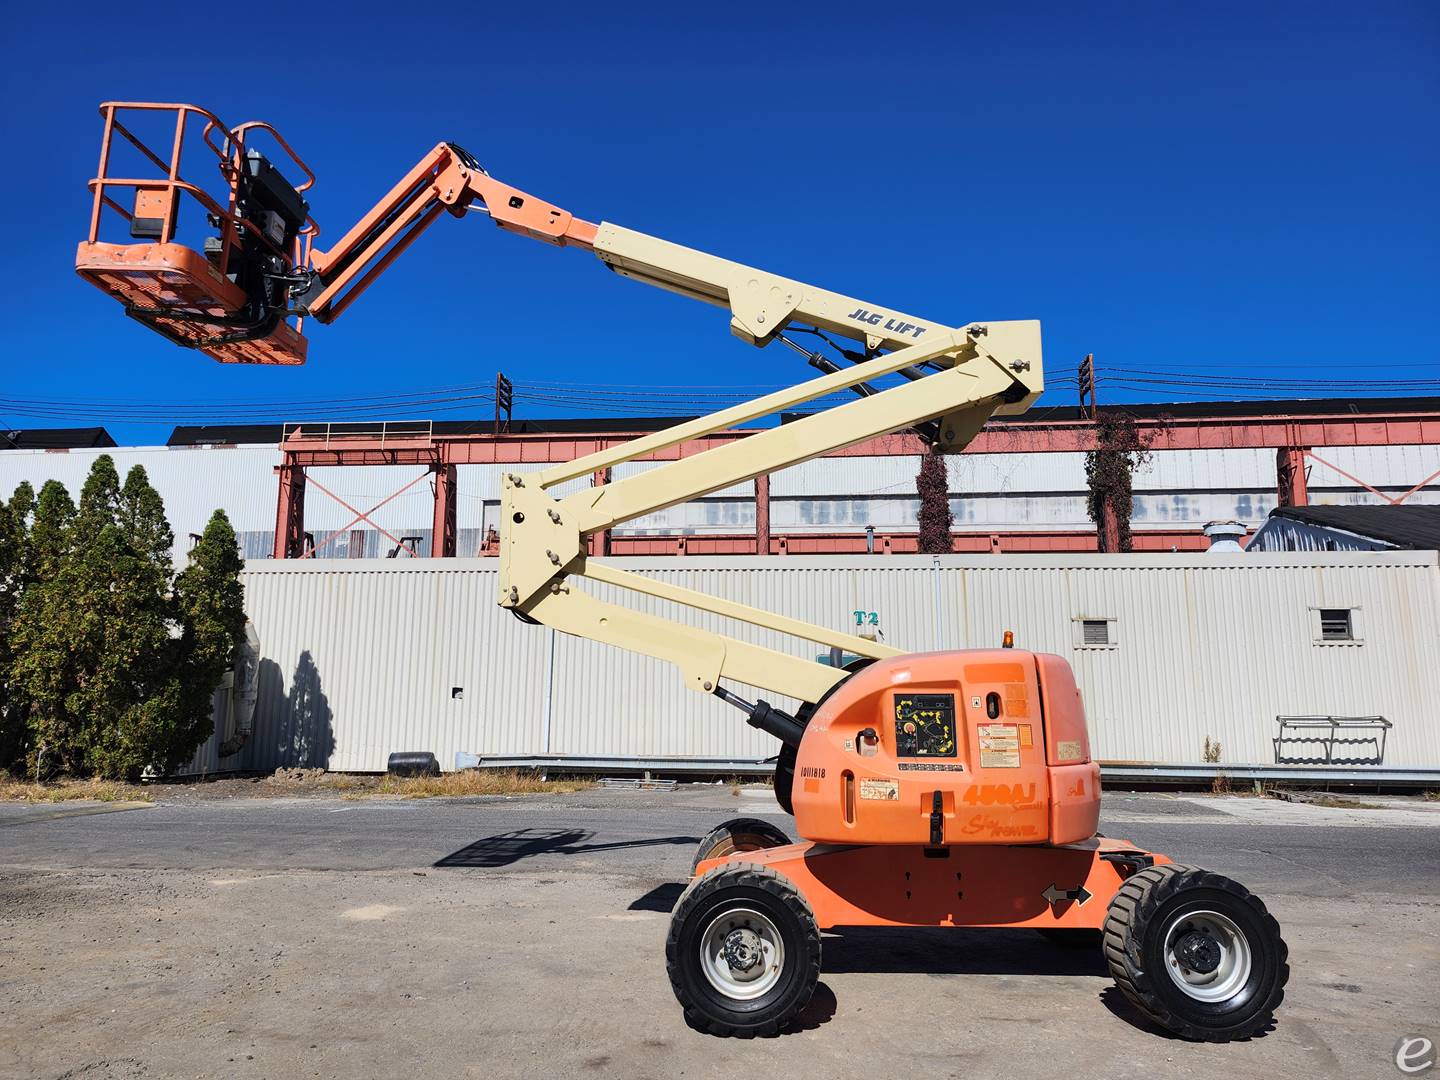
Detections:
[1041, 883, 1093, 906]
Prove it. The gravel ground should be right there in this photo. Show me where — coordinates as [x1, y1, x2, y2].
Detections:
[1, 787, 1436, 1080]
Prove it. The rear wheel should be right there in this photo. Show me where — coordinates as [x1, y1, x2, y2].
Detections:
[776, 658, 875, 815]
[666, 864, 820, 1037]
[691, 818, 792, 875]
[1104, 864, 1288, 1041]
[773, 743, 799, 815]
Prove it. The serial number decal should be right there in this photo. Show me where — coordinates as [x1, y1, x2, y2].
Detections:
[845, 307, 929, 340]
[800, 766, 826, 779]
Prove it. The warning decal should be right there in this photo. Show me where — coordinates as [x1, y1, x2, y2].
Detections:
[1057, 739, 1084, 762]
[978, 723, 1022, 768]
[859, 779, 899, 801]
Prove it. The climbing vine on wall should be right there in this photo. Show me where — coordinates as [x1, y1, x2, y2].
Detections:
[916, 451, 954, 554]
[1084, 412, 1155, 552]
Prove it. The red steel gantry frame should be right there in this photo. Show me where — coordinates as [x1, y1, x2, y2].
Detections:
[270, 403, 1440, 558]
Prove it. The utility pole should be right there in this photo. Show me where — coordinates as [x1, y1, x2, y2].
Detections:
[1078, 353, 1098, 420]
[494, 372, 514, 435]
[1080, 354, 1120, 551]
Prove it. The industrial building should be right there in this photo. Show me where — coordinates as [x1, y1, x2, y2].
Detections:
[189, 552, 1440, 783]
[6, 395, 1440, 784]
[5, 396, 1440, 565]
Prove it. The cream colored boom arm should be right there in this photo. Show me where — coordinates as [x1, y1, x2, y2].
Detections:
[305, 142, 1009, 365]
[500, 320, 1043, 706]
[298, 146, 1045, 705]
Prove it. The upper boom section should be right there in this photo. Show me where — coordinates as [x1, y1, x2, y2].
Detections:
[75, 102, 1037, 391]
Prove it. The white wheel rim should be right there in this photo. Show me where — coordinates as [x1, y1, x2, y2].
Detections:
[1162, 909, 1252, 1003]
[699, 907, 785, 1001]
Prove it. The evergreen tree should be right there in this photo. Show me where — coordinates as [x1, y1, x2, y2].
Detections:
[75, 454, 121, 537]
[70, 520, 180, 779]
[68, 463, 178, 778]
[9, 481, 79, 775]
[169, 510, 247, 769]
[28, 480, 75, 576]
[9, 462, 245, 779]
[121, 465, 174, 572]
[0, 483, 35, 768]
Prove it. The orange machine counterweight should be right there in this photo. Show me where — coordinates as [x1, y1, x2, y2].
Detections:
[791, 651, 1101, 847]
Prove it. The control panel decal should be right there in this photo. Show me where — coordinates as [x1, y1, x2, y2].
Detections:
[894, 693, 957, 758]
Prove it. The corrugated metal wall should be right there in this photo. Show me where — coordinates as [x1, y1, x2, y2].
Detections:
[186, 552, 1440, 774]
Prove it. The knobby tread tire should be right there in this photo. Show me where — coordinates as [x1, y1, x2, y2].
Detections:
[690, 818, 792, 876]
[1102, 863, 1289, 1042]
[665, 863, 821, 1038]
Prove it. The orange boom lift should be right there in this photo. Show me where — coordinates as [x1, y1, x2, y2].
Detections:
[76, 103, 1289, 1042]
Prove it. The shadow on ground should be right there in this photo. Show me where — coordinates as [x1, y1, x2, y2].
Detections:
[630, 882, 687, 912]
[817, 925, 1112, 978]
[677, 981, 839, 1038]
[435, 829, 700, 868]
[1098, 985, 1277, 1041]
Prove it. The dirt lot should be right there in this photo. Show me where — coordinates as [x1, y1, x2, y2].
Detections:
[1, 787, 1436, 1080]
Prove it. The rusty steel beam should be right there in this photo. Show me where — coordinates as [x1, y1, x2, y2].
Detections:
[272, 462, 307, 558]
[431, 464, 457, 558]
[277, 409, 1440, 470]
[754, 474, 771, 556]
[273, 406, 1434, 560]
[601, 529, 1227, 557]
[1277, 447, 1309, 507]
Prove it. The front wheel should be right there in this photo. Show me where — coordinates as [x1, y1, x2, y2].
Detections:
[691, 817, 791, 875]
[1104, 864, 1289, 1042]
[666, 864, 820, 1037]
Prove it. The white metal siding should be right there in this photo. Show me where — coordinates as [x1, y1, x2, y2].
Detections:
[0, 445, 280, 564]
[183, 552, 1440, 774]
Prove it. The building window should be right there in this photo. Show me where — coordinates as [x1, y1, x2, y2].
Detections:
[1319, 609, 1352, 641]
[1312, 606, 1361, 645]
[1074, 617, 1117, 649]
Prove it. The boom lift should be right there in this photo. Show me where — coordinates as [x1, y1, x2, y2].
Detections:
[76, 103, 1289, 1042]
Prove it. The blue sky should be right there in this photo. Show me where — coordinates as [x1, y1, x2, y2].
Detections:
[2, 1, 1436, 445]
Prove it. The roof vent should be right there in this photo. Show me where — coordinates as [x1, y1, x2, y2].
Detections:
[1203, 520, 1247, 553]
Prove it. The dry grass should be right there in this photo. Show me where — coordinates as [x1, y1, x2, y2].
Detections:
[344, 769, 592, 800]
[0, 778, 153, 804]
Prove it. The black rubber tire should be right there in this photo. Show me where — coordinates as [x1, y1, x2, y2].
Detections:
[690, 818, 792, 876]
[773, 743, 798, 815]
[666, 864, 821, 1037]
[1103, 863, 1289, 1042]
[1036, 927, 1104, 949]
[774, 658, 875, 816]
